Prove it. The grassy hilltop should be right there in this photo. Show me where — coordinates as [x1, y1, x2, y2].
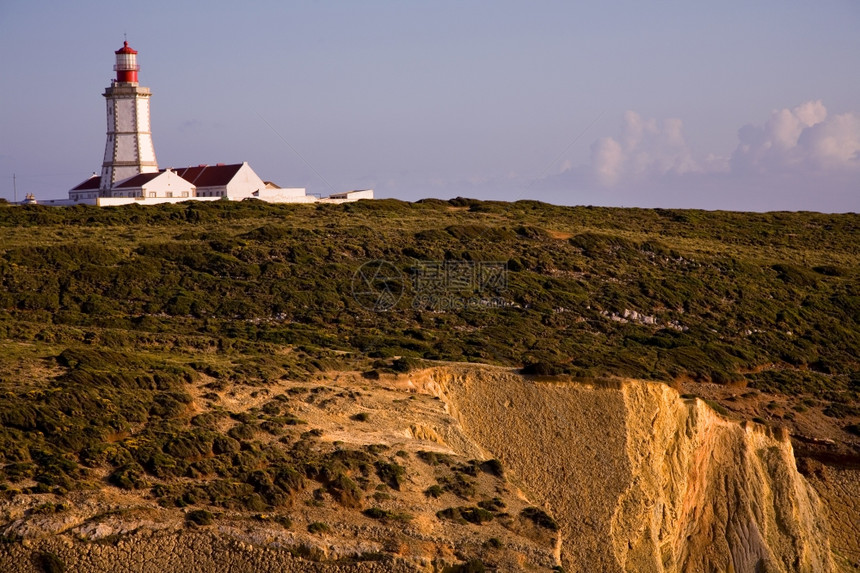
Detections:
[0, 198, 857, 532]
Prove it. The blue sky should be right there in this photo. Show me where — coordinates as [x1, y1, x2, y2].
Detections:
[1, 1, 858, 211]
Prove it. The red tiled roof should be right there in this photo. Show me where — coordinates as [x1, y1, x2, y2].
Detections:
[71, 175, 100, 191]
[113, 172, 162, 188]
[166, 163, 243, 188]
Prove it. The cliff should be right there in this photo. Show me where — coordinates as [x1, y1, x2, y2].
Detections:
[0, 366, 842, 572]
[415, 367, 834, 572]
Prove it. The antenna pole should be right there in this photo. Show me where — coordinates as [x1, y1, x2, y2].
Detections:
[12, 173, 16, 204]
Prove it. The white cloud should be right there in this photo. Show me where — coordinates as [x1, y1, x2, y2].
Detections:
[587, 101, 860, 190]
[730, 100, 860, 173]
[592, 136, 625, 186]
[532, 100, 859, 211]
[590, 111, 700, 187]
[797, 111, 860, 169]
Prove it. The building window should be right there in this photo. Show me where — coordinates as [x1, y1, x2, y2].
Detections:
[166, 192, 173, 198]
[181, 191, 188, 197]
[148, 192, 156, 198]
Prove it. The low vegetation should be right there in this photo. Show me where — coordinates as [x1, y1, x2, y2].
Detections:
[0, 197, 857, 530]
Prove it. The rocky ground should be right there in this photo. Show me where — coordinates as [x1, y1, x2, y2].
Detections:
[2, 365, 858, 572]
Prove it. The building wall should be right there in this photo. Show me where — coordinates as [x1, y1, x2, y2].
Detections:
[101, 85, 157, 190]
[116, 98, 136, 132]
[195, 186, 228, 198]
[69, 191, 100, 203]
[346, 190, 374, 200]
[255, 188, 309, 202]
[97, 196, 220, 207]
[224, 162, 267, 200]
[136, 98, 151, 132]
[139, 170, 195, 198]
[322, 190, 375, 202]
[111, 170, 195, 199]
[135, 98, 156, 167]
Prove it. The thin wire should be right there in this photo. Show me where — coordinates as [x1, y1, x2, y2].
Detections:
[523, 110, 604, 194]
[255, 111, 337, 195]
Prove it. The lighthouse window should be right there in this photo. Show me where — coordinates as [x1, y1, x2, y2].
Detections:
[117, 54, 135, 68]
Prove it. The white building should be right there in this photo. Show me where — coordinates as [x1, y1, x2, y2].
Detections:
[170, 163, 265, 200]
[111, 169, 196, 199]
[57, 42, 373, 208]
[322, 190, 375, 202]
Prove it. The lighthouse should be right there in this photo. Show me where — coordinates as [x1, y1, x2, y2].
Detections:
[99, 41, 158, 191]
[64, 40, 337, 206]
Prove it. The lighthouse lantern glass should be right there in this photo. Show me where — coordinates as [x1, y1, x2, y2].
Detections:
[116, 53, 136, 70]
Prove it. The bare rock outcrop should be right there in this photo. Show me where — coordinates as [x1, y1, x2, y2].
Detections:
[0, 529, 419, 573]
[418, 367, 833, 572]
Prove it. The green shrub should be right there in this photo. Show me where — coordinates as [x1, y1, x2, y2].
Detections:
[163, 431, 213, 459]
[108, 464, 148, 490]
[212, 435, 240, 455]
[479, 459, 504, 477]
[425, 485, 444, 498]
[362, 507, 412, 522]
[520, 507, 559, 531]
[391, 357, 419, 373]
[417, 450, 454, 466]
[227, 424, 256, 440]
[186, 509, 214, 526]
[477, 497, 506, 512]
[437, 473, 476, 500]
[326, 473, 363, 509]
[437, 506, 494, 525]
[307, 522, 330, 535]
[374, 461, 405, 490]
[824, 403, 860, 419]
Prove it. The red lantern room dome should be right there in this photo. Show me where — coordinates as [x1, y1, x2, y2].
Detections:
[115, 41, 138, 55]
[113, 41, 140, 84]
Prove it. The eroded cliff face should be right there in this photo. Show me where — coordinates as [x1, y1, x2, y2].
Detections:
[0, 366, 838, 572]
[416, 367, 833, 573]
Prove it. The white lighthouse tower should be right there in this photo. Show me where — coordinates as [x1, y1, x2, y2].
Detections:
[99, 41, 158, 192]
